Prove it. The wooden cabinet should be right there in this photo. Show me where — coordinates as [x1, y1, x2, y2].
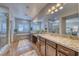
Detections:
[33, 35, 78, 56]
[57, 45, 77, 56]
[39, 38, 56, 56]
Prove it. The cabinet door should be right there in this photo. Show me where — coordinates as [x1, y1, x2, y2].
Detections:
[40, 41, 45, 56]
[46, 44, 56, 56]
[57, 52, 66, 56]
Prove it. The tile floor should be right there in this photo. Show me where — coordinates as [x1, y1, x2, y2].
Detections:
[9, 39, 38, 56]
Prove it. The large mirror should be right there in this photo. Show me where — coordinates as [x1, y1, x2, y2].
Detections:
[45, 3, 78, 36]
[31, 20, 41, 33]
[66, 13, 79, 36]
[48, 19, 59, 33]
[31, 19, 47, 34]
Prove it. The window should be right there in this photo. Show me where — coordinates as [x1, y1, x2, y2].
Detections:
[17, 23, 30, 32]
[31, 22, 41, 33]
[0, 14, 7, 34]
[48, 20, 59, 33]
[18, 24, 23, 32]
[0, 7, 8, 48]
[0, 13, 8, 48]
[15, 20, 30, 33]
[66, 17, 79, 35]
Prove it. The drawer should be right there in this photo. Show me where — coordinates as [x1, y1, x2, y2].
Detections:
[46, 40, 56, 48]
[57, 45, 76, 56]
[39, 37, 45, 42]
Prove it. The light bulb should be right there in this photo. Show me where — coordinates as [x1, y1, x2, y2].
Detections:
[51, 6, 55, 10]
[48, 9, 51, 13]
[55, 9, 58, 12]
[51, 11, 54, 14]
[59, 6, 63, 10]
[56, 3, 61, 7]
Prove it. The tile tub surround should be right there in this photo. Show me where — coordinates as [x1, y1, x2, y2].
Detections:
[37, 33, 79, 53]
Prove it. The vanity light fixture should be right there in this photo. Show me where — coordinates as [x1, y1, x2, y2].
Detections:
[59, 6, 63, 10]
[56, 3, 61, 7]
[47, 3, 64, 15]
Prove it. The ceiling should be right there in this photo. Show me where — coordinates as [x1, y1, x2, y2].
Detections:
[0, 3, 78, 20]
[0, 3, 47, 19]
[26, 3, 47, 17]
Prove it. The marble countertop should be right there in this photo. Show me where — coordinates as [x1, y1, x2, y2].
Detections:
[36, 33, 79, 52]
[32, 34, 38, 37]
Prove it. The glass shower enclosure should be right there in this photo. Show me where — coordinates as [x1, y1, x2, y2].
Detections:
[0, 12, 9, 55]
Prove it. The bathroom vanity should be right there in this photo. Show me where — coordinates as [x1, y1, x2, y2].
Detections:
[31, 33, 79, 56]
